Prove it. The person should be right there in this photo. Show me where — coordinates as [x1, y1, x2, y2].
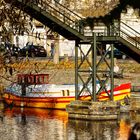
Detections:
[50, 42, 54, 57]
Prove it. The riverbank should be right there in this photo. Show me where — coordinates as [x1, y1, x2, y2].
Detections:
[1, 58, 140, 88]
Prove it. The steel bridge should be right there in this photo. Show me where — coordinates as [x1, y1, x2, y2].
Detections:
[4, 0, 140, 101]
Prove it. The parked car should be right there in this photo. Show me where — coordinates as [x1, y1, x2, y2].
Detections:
[106, 49, 128, 59]
[19, 45, 47, 57]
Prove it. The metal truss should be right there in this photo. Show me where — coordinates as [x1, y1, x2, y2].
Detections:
[75, 33, 115, 101]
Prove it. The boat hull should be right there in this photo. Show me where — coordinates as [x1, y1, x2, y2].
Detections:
[3, 94, 76, 109]
[3, 83, 131, 109]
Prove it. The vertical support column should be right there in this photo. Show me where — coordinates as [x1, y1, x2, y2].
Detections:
[92, 33, 97, 101]
[110, 44, 114, 100]
[75, 40, 79, 100]
[21, 84, 26, 96]
[21, 76, 27, 96]
[107, 24, 110, 36]
[53, 36, 60, 64]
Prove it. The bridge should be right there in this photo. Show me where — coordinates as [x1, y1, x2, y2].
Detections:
[4, 0, 140, 102]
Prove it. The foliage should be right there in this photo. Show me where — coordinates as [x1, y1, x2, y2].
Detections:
[62, 0, 120, 17]
[0, 0, 32, 42]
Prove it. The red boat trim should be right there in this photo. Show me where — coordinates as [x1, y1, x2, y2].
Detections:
[98, 92, 130, 100]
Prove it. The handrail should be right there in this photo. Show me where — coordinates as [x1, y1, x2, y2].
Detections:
[88, 20, 140, 50]
[121, 21, 140, 37]
[22, 0, 84, 34]
[119, 22, 140, 49]
[114, 28, 140, 49]
[119, 30, 140, 49]
[7, 0, 140, 48]
[92, 21, 140, 50]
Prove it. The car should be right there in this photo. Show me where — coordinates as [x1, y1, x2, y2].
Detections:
[19, 44, 47, 57]
[106, 49, 128, 59]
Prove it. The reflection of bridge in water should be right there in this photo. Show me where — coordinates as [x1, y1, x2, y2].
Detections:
[3, 107, 132, 140]
[4, 0, 140, 120]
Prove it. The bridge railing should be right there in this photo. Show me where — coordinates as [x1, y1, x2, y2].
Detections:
[9, 0, 140, 46]
[119, 21, 140, 49]
[86, 21, 140, 50]
[24, 0, 85, 34]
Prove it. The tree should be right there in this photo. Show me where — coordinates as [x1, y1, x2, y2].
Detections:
[0, 0, 33, 42]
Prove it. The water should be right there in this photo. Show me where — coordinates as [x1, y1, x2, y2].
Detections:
[0, 105, 133, 140]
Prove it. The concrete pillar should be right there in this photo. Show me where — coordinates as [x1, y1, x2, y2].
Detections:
[53, 37, 59, 64]
[66, 100, 120, 120]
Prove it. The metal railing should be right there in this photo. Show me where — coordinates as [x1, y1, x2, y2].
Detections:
[21, 0, 85, 34]
[119, 21, 140, 49]
[89, 21, 140, 50]
[12, 0, 140, 48]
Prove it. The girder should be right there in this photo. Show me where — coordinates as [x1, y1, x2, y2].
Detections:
[75, 34, 115, 101]
[3, 0, 140, 101]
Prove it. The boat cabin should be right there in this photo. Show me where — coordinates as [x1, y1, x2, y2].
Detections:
[17, 74, 49, 85]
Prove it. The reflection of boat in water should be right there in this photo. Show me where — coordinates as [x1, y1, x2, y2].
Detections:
[4, 107, 68, 121]
[3, 74, 131, 109]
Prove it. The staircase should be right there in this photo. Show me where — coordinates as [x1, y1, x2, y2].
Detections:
[115, 21, 140, 63]
[6, 0, 86, 40]
[93, 21, 140, 63]
[4, 0, 140, 63]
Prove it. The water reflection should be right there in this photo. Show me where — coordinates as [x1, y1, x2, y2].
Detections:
[2, 107, 68, 140]
[0, 106, 133, 140]
[67, 119, 119, 140]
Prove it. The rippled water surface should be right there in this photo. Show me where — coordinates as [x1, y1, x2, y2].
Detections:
[0, 106, 132, 140]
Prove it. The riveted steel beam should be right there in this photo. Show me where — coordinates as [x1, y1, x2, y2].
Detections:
[75, 34, 115, 101]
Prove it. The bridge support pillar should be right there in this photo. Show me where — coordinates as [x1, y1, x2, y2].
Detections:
[74, 34, 115, 102]
[66, 34, 120, 120]
[66, 100, 120, 120]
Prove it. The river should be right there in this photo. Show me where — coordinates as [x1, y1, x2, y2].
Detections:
[0, 104, 135, 140]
